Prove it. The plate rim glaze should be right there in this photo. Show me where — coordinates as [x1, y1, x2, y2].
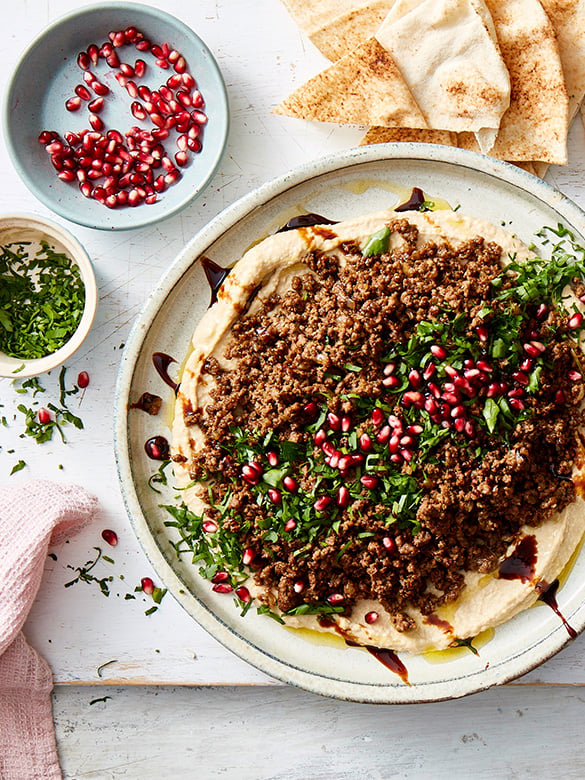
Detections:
[114, 143, 585, 703]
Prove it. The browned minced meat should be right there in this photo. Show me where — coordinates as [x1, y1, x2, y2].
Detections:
[183, 219, 584, 629]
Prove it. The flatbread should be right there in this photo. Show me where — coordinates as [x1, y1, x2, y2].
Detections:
[374, 0, 510, 147]
[310, 0, 395, 62]
[359, 127, 457, 145]
[540, 0, 585, 120]
[469, 0, 569, 164]
[273, 38, 427, 128]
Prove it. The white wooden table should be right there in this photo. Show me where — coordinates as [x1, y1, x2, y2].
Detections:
[3, 1, 585, 776]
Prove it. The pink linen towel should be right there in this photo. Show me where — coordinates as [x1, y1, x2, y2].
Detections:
[0, 481, 98, 780]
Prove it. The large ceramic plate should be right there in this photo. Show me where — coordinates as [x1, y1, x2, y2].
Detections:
[115, 144, 585, 703]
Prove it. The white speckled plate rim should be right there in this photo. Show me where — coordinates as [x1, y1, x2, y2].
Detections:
[114, 143, 585, 703]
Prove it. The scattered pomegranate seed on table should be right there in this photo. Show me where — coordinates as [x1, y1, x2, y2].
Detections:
[101, 529, 118, 547]
[141, 577, 155, 595]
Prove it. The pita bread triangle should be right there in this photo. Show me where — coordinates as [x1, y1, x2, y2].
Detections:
[273, 38, 427, 128]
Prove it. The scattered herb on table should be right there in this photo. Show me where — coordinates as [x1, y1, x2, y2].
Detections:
[89, 696, 111, 706]
[0, 241, 85, 359]
[96, 659, 118, 678]
[64, 547, 113, 596]
[10, 460, 26, 475]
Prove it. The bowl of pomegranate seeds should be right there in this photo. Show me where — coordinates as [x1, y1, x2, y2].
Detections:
[3, 3, 228, 230]
[0, 213, 97, 378]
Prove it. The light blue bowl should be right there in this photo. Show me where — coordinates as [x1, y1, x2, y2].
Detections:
[4, 2, 229, 230]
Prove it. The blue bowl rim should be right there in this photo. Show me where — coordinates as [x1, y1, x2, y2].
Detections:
[3, 1, 230, 231]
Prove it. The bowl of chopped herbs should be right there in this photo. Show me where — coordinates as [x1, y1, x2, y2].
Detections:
[0, 213, 97, 377]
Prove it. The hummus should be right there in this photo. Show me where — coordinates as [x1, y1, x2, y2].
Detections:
[171, 207, 585, 654]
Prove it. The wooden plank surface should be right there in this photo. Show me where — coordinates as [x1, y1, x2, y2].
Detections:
[1, 0, 585, 695]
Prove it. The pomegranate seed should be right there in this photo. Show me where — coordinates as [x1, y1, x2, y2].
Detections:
[267, 451, 279, 467]
[423, 363, 436, 380]
[454, 417, 466, 433]
[242, 548, 255, 565]
[37, 407, 51, 424]
[175, 150, 189, 167]
[314, 429, 327, 446]
[476, 324, 489, 342]
[80, 181, 92, 197]
[76, 370, 90, 388]
[401, 448, 413, 462]
[487, 382, 500, 397]
[536, 303, 548, 319]
[174, 56, 187, 73]
[283, 476, 298, 492]
[155, 57, 169, 69]
[115, 72, 128, 88]
[337, 455, 352, 471]
[360, 475, 378, 489]
[101, 529, 118, 546]
[241, 465, 260, 485]
[153, 175, 167, 193]
[58, 170, 76, 182]
[91, 79, 109, 96]
[141, 577, 154, 595]
[268, 488, 282, 505]
[377, 425, 391, 444]
[151, 44, 164, 58]
[88, 97, 105, 113]
[430, 344, 447, 359]
[107, 51, 121, 67]
[337, 486, 350, 508]
[38, 130, 57, 144]
[359, 433, 372, 452]
[202, 520, 218, 533]
[75, 84, 91, 100]
[327, 593, 344, 605]
[293, 581, 305, 594]
[408, 369, 422, 388]
[555, 390, 566, 404]
[134, 59, 147, 78]
[424, 397, 438, 414]
[523, 342, 541, 357]
[314, 496, 332, 512]
[65, 97, 82, 112]
[402, 391, 424, 407]
[329, 451, 340, 469]
[131, 101, 146, 120]
[382, 537, 396, 552]
[249, 461, 263, 475]
[326, 413, 340, 431]
[107, 129, 124, 144]
[365, 611, 379, 624]
[284, 519, 296, 532]
[508, 388, 525, 398]
[212, 583, 233, 594]
[235, 586, 251, 604]
[109, 30, 126, 47]
[303, 401, 318, 417]
[388, 434, 400, 453]
[136, 38, 151, 52]
[568, 369, 582, 381]
[77, 51, 91, 70]
[382, 375, 400, 388]
[444, 365, 459, 379]
[341, 415, 352, 433]
[191, 109, 208, 125]
[450, 405, 465, 418]
[513, 371, 529, 386]
[568, 312, 583, 329]
[371, 408, 384, 426]
[475, 360, 492, 372]
[182, 72, 196, 89]
[87, 43, 99, 65]
[120, 62, 135, 77]
[89, 113, 104, 131]
[519, 359, 533, 372]
[509, 398, 526, 411]
[322, 442, 335, 458]
[464, 421, 475, 437]
[126, 80, 139, 99]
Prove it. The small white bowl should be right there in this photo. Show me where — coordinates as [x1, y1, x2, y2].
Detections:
[0, 214, 97, 378]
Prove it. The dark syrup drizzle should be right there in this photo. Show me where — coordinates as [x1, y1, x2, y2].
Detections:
[319, 617, 409, 684]
[200, 256, 231, 306]
[130, 392, 162, 415]
[152, 352, 179, 394]
[537, 580, 578, 639]
[395, 187, 426, 212]
[498, 535, 537, 584]
[276, 213, 338, 232]
[144, 435, 170, 460]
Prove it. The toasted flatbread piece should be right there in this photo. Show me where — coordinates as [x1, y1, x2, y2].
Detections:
[273, 38, 427, 128]
[375, 0, 510, 147]
[310, 0, 395, 61]
[475, 0, 569, 164]
[360, 127, 457, 145]
[540, 0, 585, 121]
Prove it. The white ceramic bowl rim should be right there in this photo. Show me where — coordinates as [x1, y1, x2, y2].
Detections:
[114, 143, 585, 703]
[0, 213, 97, 378]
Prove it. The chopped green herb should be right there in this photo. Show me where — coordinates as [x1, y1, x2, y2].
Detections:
[0, 241, 85, 359]
[10, 460, 26, 475]
[362, 226, 390, 257]
[64, 547, 113, 596]
[96, 659, 118, 678]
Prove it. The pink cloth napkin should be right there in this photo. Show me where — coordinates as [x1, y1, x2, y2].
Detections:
[0, 481, 98, 780]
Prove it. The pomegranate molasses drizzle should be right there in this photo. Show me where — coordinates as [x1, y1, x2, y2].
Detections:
[200, 257, 231, 306]
[152, 352, 179, 394]
[537, 580, 578, 639]
[498, 535, 537, 583]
